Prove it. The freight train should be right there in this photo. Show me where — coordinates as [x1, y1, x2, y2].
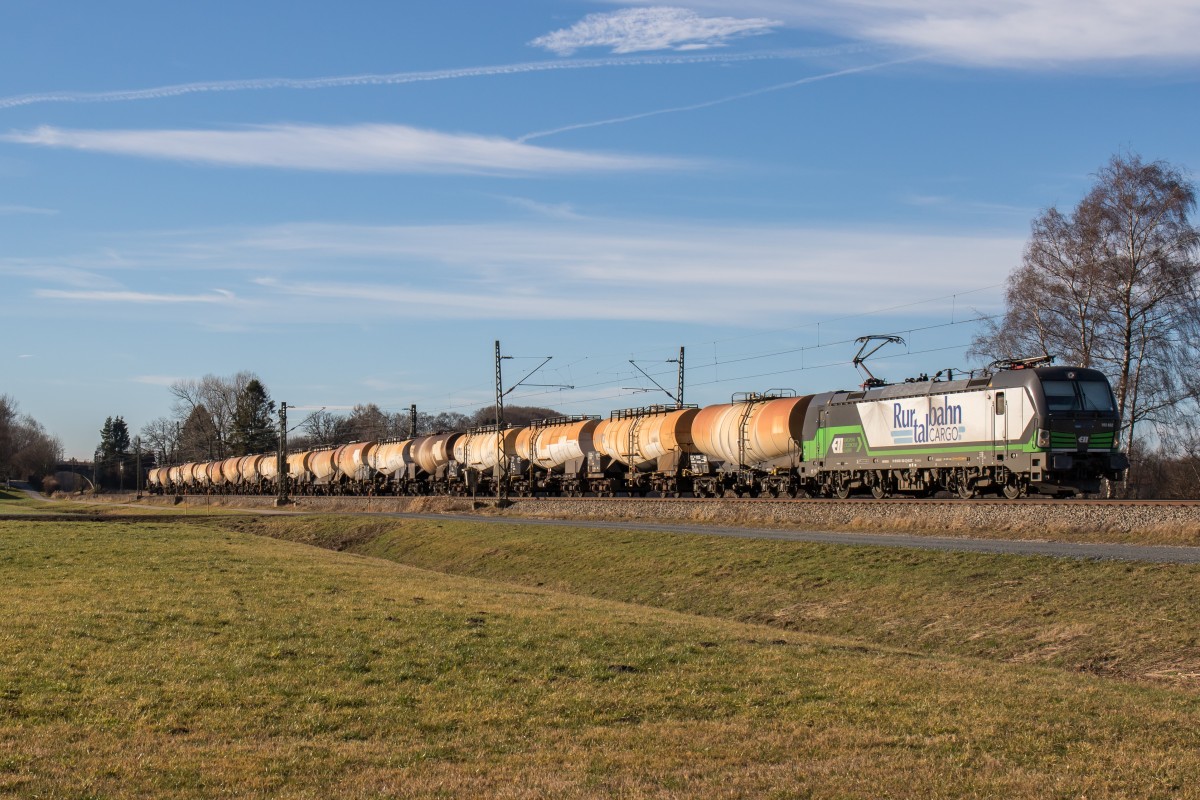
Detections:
[147, 360, 1128, 500]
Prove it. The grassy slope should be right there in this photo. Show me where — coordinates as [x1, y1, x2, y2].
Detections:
[1, 516, 1198, 798]
[0, 486, 47, 514]
[230, 515, 1200, 686]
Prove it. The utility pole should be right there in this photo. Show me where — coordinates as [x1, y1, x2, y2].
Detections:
[134, 437, 142, 500]
[276, 402, 289, 506]
[494, 341, 506, 502]
[493, 341, 565, 502]
[627, 346, 686, 407]
[676, 346, 685, 408]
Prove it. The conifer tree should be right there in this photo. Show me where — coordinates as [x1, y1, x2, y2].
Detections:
[231, 379, 278, 455]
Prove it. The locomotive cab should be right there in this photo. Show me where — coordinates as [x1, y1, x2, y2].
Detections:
[1030, 367, 1128, 494]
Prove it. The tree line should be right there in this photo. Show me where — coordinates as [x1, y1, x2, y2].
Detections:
[137, 372, 280, 466]
[0, 395, 62, 488]
[132, 370, 561, 466]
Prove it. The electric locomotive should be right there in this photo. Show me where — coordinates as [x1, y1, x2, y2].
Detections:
[797, 358, 1128, 498]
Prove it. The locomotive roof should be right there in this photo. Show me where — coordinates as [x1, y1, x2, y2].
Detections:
[825, 365, 1112, 405]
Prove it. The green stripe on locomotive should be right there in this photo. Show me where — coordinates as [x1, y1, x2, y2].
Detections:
[804, 424, 1042, 461]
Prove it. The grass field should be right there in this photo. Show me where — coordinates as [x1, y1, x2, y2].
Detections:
[235, 514, 1200, 687]
[3, 493, 1199, 797]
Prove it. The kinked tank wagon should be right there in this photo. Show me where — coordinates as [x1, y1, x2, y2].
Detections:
[150, 362, 1128, 500]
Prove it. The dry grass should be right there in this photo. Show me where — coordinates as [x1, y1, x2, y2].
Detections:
[3, 515, 1200, 797]
[233, 514, 1200, 688]
[74, 490, 1200, 545]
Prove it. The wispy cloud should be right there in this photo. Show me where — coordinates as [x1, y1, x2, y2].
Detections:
[519, 56, 923, 142]
[497, 196, 588, 220]
[2, 123, 689, 174]
[231, 221, 1018, 322]
[623, 0, 1200, 67]
[901, 193, 1032, 216]
[0, 205, 57, 216]
[132, 375, 186, 387]
[33, 288, 238, 304]
[0, 47, 865, 111]
[20, 220, 1018, 324]
[530, 7, 781, 55]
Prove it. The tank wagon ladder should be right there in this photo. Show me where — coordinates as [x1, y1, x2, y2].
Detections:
[732, 389, 796, 498]
[517, 414, 598, 497]
[610, 404, 696, 497]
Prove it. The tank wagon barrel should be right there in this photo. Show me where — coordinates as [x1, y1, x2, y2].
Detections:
[591, 405, 699, 496]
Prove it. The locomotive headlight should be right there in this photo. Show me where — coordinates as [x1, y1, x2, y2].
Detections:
[1036, 428, 1051, 448]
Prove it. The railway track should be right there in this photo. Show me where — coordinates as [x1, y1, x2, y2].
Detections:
[208, 493, 1200, 509]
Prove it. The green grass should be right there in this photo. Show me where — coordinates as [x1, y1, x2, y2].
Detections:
[0, 486, 49, 515]
[3, 515, 1199, 797]
[229, 514, 1200, 687]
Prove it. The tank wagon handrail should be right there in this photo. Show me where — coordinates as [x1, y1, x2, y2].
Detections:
[528, 415, 600, 428]
[466, 423, 516, 434]
[732, 389, 796, 403]
[610, 404, 698, 420]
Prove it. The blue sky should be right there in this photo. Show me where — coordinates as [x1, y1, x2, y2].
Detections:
[3, 1, 1198, 458]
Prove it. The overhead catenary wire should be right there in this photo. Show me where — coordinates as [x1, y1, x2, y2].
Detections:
[287, 284, 1003, 421]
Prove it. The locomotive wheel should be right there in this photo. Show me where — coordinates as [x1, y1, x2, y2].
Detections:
[1002, 482, 1024, 500]
[871, 484, 890, 499]
[957, 483, 977, 500]
[834, 484, 851, 500]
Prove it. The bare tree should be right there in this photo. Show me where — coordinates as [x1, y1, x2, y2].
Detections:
[973, 153, 1200, 470]
[169, 372, 257, 458]
[342, 403, 394, 441]
[139, 416, 180, 464]
[178, 405, 221, 462]
[0, 396, 62, 485]
[470, 405, 562, 427]
[0, 395, 15, 481]
[11, 415, 62, 483]
[296, 409, 348, 448]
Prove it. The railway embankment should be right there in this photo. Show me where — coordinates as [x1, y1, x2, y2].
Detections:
[75, 492, 1200, 546]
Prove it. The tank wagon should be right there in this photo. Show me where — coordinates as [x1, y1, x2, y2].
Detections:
[152, 362, 1127, 500]
[508, 416, 602, 497]
[589, 405, 699, 496]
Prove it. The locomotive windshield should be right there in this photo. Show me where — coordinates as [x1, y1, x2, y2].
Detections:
[1042, 379, 1116, 412]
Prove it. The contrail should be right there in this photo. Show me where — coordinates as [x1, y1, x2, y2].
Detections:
[518, 56, 927, 143]
[0, 46, 873, 111]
